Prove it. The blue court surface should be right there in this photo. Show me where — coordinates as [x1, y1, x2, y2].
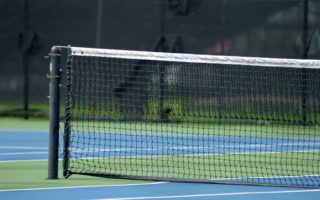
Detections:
[70, 132, 320, 157]
[1, 182, 320, 200]
[1, 130, 320, 200]
[3, 130, 319, 161]
[0, 130, 48, 161]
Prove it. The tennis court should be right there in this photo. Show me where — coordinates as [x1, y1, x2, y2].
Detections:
[0, 128, 320, 200]
[1, 1, 320, 199]
[1, 46, 320, 199]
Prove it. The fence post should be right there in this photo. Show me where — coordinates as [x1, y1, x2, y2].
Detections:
[301, 0, 309, 125]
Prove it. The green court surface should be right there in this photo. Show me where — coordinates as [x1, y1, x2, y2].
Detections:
[0, 118, 49, 131]
[0, 161, 144, 190]
[1, 118, 319, 189]
[70, 151, 319, 180]
[0, 118, 145, 190]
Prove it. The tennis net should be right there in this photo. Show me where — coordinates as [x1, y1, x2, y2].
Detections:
[61, 47, 320, 187]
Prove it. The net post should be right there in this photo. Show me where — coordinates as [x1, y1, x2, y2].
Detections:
[48, 46, 61, 180]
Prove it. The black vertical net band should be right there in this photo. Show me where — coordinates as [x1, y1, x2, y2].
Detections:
[62, 47, 320, 187]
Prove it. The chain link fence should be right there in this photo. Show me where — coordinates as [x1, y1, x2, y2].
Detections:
[0, 0, 319, 118]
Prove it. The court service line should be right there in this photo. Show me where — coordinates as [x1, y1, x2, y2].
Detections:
[94, 189, 320, 200]
[0, 182, 166, 192]
[0, 146, 47, 150]
[220, 174, 320, 180]
[0, 130, 47, 133]
[0, 152, 47, 156]
[0, 159, 47, 163]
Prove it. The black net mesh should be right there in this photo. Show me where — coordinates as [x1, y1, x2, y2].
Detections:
[62, 47, 320, 187]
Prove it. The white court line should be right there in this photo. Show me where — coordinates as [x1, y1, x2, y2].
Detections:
[0, 182, 166, 192]
[0, 146, 47, 150]
[0, 130, 47, 133]
[69, 149, 320, 160]
[0, 159, 47, 163]
[0, 152, 47, 156]
[94, 189, 320, 200]
[69, 146, 320, 153]
[219, 174, 320, 181]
